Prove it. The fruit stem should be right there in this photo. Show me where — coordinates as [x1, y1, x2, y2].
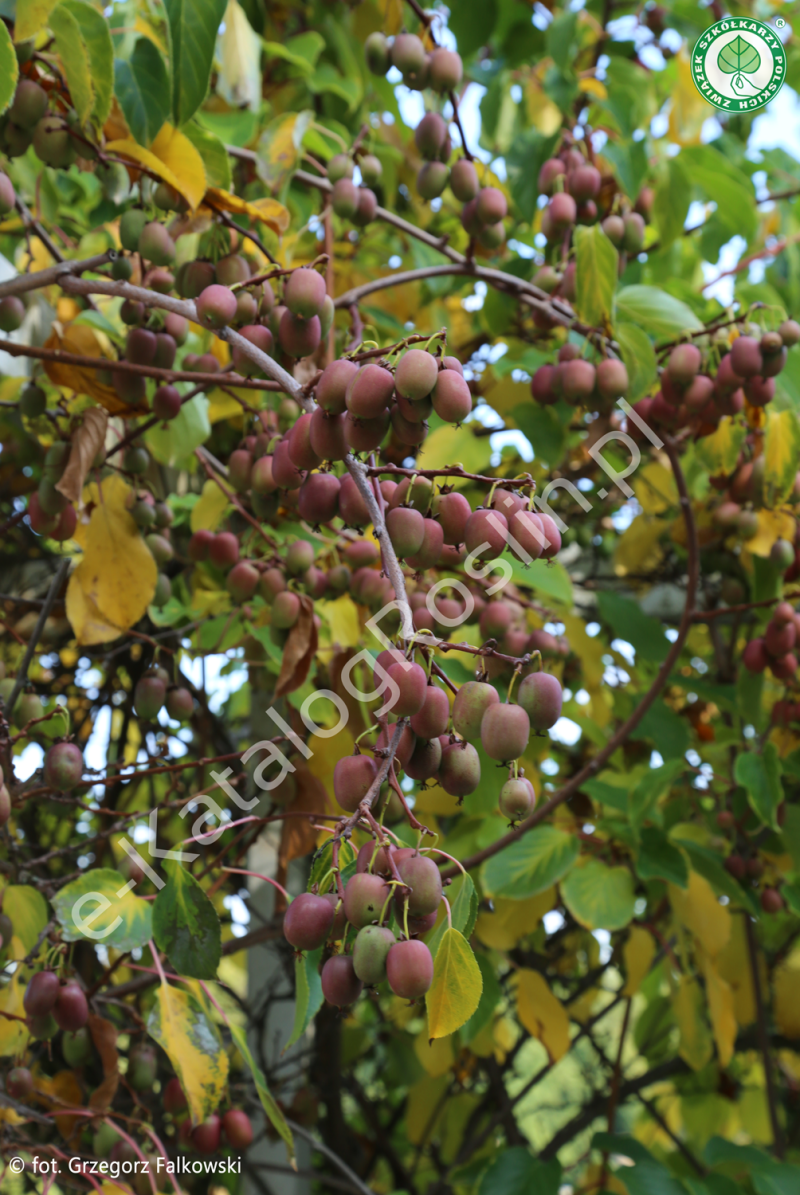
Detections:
[425, 847, 466, 877]
[403, 899, 410, 942]
[442, 895, 452, 931]
[378, 882, 400, 926]
[220, 866, 291, 902]
[506, 665, 523, 705]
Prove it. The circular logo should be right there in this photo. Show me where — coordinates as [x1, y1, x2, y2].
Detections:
[691, 18, 786, 113]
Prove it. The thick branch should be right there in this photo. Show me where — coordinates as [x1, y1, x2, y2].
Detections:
[445, 434, 698, 879]
[0, 251, 114, 300]
[344, 454, 409, 619]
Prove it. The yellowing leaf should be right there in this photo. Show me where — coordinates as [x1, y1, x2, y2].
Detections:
[204, 188, 291, 235]
[66, 474, 157, 645]
[420, 421, 492, 477]
[425, 928, 482, 1041]
[716, 913, 757, 1028]
[415, 1030, 455, 1077]
[317, 595, 361, 649]
[633, 462, 678, 514]
[673, 974, 713, 1070]
[43, 323, 137, 414]
[670, 871, 730, 958]
[622, 926, 655, 997]
[106, 132, 202, 211]
[36, 1069, 83, 1138]
[701, 951, 736, 1068]
[207, 387, 246, 424]
[257, 110, 314, 191]
[147, 984, 229, 1125]
[763, 409, 800, 507]
[614, 515, 665, 579]
[474, 888, 555, 951]
[0, 965, 30, 1056]
[578, 76, 607, 100]
[745, 508, 796, 559]
[306, 730, 354, 811]
[515, 969, 570, 1062]
[149, 123, 207, 211]
[190, 478, 230, 533]
[775, 956, 800, 1038]
[668, 49, 710, 146]
[695, 415, 747, 477]
[15, 0, 60, 40]
[406, 1075, 448, 1144]
[50, 4, 93, 124]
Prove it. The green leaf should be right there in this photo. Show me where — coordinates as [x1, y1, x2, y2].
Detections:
[634, 701, 690, 761]
[507, 556, 573, 606]
[152, 862, 221, 980]
[286, 948, 324, 1048]
[426, 928, 483, 1040]
[561, 859, 635, 931]
[616, 285, 703, 339]
[306, 64, 360, 111]
[114, 39, 170, 147]
[676, 838, 759, 912]
[146, 395, 210, 469]
[183, 120, 231, 190]
[681, 147, 757, 247]
[478, 1149, 561, 1195]
[419, 421, 493, 478]
[763, 408, 800, 507]
[262, 31, 325, 75]
[718, 35, 760, 76]
[629, 760, 684, 833]
[511, 403, 566, 467]
[574, 224, 618, 328]
[636, 828, 689, 888]
[506, 128, 560, 222]
[482, 826, 579, 900]
[448, 0, 498, 58]
[0, 22, 19, 117]
[229, 1021, 295, 1161]
[428, 873, 478, 958]
[602, 139, 648, 203]
[52, 869, 153, 951]
[1, 885, 49, 954]
[616, 322, 657, 402]
[49, 3, 93, 125]
[734, 743, 783, 831]
[597, 591, 670, 663]
[61, 0, 113, 125]
[592, 1133, 686, 1195]
[163, 0, 227, 126]
[15, 0, 61, 41]
[546, 10, 577, 72]
[652, 157, 690, 250]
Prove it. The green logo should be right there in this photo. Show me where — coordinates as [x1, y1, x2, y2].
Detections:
[691, 18, 786, 113]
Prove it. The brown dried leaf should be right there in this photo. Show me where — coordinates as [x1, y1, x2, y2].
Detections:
[56, 407, 108, 504]
[275, 594, 317, 697]
[279, 764, 330, 869]
[88, 1013, 119, 1109]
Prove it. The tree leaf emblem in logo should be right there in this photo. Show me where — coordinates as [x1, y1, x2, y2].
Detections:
[718, 35, 761, 92]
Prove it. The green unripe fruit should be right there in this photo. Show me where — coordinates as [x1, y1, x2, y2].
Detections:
[146, 533, 174, 566]
[359, 154, 382, 187]
[62, 1026, 93, 1067]
[153, 182, 183, 211]
[353, 925, 395, 985]
[38, 477, 66, 517]
[328, 154, 354, 183]
[96, 161, 130, 204]
[33, 116, 75, 167]
[453, 681, 499, 742]
[622, 211, 645, 254]
[19, 384, 46, 418]
[134, 674, 166, 720]
[111, 255, 134, 281]
[770, 538, 795, 572]
[0, 296, 24, 332]
[319, 294, 335, 341]
[94, 1123, 121, 1158]
[415, 112, 448, 161]
[364, 31, 391, 75]
[43, 741, 83, 791]
[124, 446, 150, 474]
[499, 777, 535, 822]
[779, 319, 800, 347]
[391, 32, 426, 76]
[178, 259, 215, 298]
[332, 178, 359, 219]
[30, 1013, 57, 1040]
[517, 671, 563, 731]
[215, 253, 250, 286]
[3, 123, 32, 158]
[44, 439, 71, 480]
[16, 691, 43, 724]
[10, 80, 48, 130]
[449, 158, 478, 202]
[417, 161, 449, 200]
[153, 573, 172, 607]
[137, 221, 175, 267]
[119, 209, 148, 252]
[127, 1042, 158, 1091]
[131, 499, 156, 530]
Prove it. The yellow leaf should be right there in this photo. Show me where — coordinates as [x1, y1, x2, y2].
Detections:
[622, 926, 656, 997]
[584, 1164, 629, 1195]
[205, 187, 291, 236]
[317, 595, 361, 649]
[149, 123, 207, 211]
[406, 1075, 448, 1144]
[0, 964, 29, 1056]
[475, 888, 555, 951]
[146, 984, 229, 1125]
[207, 387, 246, 424]
[36, 1069, 83, 1138]
[673, 974, 713, 1071]
[134, 15, 166, 52]
[414, 1030, 455, 1077]
[633, 462, 678, 514]
[763, 409, 800, 508]
[426, 928, 483, 1041]
[66, 475, 157, 644]
[43, 323, 136, 414]
[306, 730, 354, 810]
[744, 508, 796, 559]
[774, 955, 800, 1038]
[670, 871, 730, 958]
[514, 968, 570, 1062]
[668, 49, 710, 146]
[15, 0, 60, 40]
[190, 478, 230, 533]
[578, 76, 607, 100]
[614, 515, 665, 578]
[701, 951, 736, 1068]
[524, 73, 562, 135]
[716, 913, 757, 1028]
[383, 0, 404, 35]
[483, 377, 530, 421]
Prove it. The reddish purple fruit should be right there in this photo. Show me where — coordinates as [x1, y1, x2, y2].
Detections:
[334, 753, 377, 812]
[432, 369, 472, 422]
[316, 359, 359, 414]
[434, 491, 471, 545]
[480, 703, 530, 761]
[193, 1114, 222, 1154]
[395, 349, 438, 401]
[54, 982, 88, 1031]
[464, 508, 507, 560]
[439, 740, 481, 796]
[285, 268, 327, 320]
[6, 1066, 33, 1099]
[43, 741, 83, 791]
[410, 685, 450, 739]
[196, 285, 237, 330]
[283, 893, 335, 951]
[344, 872, 389, 929]
[222, 1109, 253, 1149]
[387, 506, 425, 558]
[321, 955, 363, 1006]
[209, 531, 240, 569]
[396, 852, 442, 917]
[346, 363, 395, 418]
[227, 561, 259, 603]
[517, 672, 563, 731]
[386, 939, 433, 999]
[386, 661, 428, 717]
[24, 970, 59, 1017]
[453, 681, 499, 742]
[298, 471, 341, 524]
[153, 384, 181, 421]
[232, 325, 274, 377]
